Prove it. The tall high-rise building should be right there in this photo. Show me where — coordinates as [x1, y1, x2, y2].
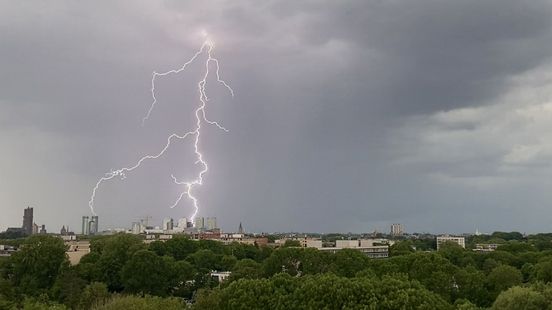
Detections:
[177, 218, 188, 229]
[206, 217, 217, 230]
[162, 217, 174, 230]
[22, 207, 33, 235]
[390, 223, 404, 236]
[81, 216, 90, 235]
[195, 217, 205, 229]
[89, 216, 99, 235]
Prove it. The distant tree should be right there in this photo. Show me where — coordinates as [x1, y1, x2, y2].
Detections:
[533, 260, 552, 283]
[121, 250, 171, 296]
[300, 248, 331, 275]
[454, 266, 490, 307]
[282, 240, 301, 248]
[228, 259, 262, 283]
[198, 240, 225, 254]
[50, 267, 87, 309]
[330, 249, 369, 278]
[94, 295, 186, 310]
[496, 241, 535, 254]
[407, 253, 457, 301]
[95, 234, 144, 291]
[482, 258, 499, 273]
[187, 249, 220, 272]
[219, 255, 237, 271]
[487, 265, 523, 297]
[492, 287, 546, 310]
[438, 241, 466, 266]
[262, 247, 303, 277]
[389, 240, 415, 256]
[10, 235, 69, 295]
[148, 240, 167, 256]
[164, 236, 198, 260]
[170, 259, 196, 298]
[491, 232, 524, 242]
[76, 251, 101, 282]
[193, 273, 452, 310]
[79, 282, 110, 310]
[20, 298, 68, 310]
[0, 278, 15, 307]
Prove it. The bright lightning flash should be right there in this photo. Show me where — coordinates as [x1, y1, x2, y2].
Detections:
[88, 38, 233, 224]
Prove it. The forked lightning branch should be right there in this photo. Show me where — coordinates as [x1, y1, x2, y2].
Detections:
[88, 37, 233, 224]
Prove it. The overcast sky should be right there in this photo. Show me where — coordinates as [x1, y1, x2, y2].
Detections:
[3, 1, 552, 234]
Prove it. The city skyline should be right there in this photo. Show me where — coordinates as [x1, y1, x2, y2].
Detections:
[4, 1, 552, 233]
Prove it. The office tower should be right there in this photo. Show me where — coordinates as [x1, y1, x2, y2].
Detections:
[22, 207, 33, 235]
[195, 217, 205, 229]
[131, 222, 142, 234]
[92, 216, 99, 232]
[82, 216, 90, 235]
[32, 223, 39, 234]
[89, 215, 99, 235]
[206, 217, 217, 230]
[390, 223, 404, 236]
[177, 218, 188, 229]
[162, 217, 174, 230]
[39, 224, 46, 234]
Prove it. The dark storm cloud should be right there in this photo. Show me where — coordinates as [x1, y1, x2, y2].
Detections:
[2, 1, 552, 234]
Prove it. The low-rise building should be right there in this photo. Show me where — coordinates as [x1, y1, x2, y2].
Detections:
[0, 245, 17, 257]
[473, 244, 499, 252]
[436, 235, 465, 250]
[319, 245, 389, 259]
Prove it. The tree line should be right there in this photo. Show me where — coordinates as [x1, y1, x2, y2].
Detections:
[2, 232, 552, 309]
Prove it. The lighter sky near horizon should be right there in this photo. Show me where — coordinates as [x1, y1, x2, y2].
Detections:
[2, 1, 552, 234]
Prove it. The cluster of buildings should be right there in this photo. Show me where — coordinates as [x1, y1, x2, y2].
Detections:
[3, 208, 493, 266]
[276, 236, 393, 259]
[4, 207, 48, 236]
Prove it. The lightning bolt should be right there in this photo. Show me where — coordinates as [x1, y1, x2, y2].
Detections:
[88, 37, 233, 225]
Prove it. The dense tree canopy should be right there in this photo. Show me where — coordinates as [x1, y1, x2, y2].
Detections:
[4, 231, 552, 308]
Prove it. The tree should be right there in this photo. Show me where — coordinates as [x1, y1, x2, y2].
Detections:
[533, 261, 552, 283]
[282, 240, 301, 248]
[170, 259, 196, 298]
[330, 249, 369, 278]
[95, 234, 144, 291]
[10, 235, 69, 295]
[79, 282, 110, 310]
[164, 236, 198, 260]
[228, 259, 262, 283]
[492, 287, 547, 310]
[454, 266, 490, 307]
[187, 249, 220, 272]
[487, 265, 523, 297]
[220, 255, 237, 271]
[407, 253, 457, 301]
[50, 268, 87, 309]
[94, 295, 186, 310]
[121, 250, 171, 296]
[438, 241, 466, 266]
[148, 241, 167, 256]
[389, 240, 415, 256]
[262, 247, 303, 277]
[193, 273, 453, 310]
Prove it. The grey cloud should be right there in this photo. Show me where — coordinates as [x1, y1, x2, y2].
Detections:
[2, 1, 552, 234]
